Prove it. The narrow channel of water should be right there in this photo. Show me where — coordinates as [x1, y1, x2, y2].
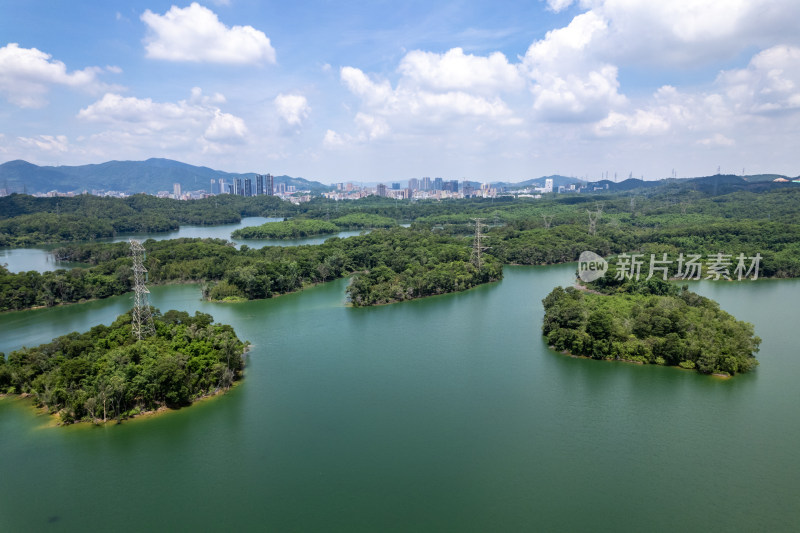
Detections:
[1, 217, 369, 273]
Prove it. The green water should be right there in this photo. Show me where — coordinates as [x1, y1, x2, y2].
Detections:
[1, 266, 799, 532]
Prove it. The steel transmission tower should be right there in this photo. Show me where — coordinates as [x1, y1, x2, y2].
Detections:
[471, 218, 489, 269]
[587, 203, 603, 236]
[130, 239, 155, 340]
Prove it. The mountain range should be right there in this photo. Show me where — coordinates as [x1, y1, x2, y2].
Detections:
[0, 158, 795, 196]
[0, 158, 331, 195]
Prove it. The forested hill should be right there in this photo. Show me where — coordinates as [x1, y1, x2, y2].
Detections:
[0, 158, 330, 195]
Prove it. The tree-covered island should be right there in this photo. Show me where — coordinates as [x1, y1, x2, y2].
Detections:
[0, 309, 248, 424]
[542, 278, 760, 376]
[231, 213, 398, 239]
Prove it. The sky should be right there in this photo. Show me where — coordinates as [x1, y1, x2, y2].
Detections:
[1, 0, 799, 184]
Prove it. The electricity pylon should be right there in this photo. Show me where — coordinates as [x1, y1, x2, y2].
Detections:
[587, 203, 603, 236]
[130, 239, 154, 340]
[471, 218, 489, 269]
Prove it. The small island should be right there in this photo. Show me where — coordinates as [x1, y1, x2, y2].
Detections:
[541, 278, 760, 376]
[0, 309, 248, 424]
[232, 219, 340, 239]
[231, 214, 397, 240]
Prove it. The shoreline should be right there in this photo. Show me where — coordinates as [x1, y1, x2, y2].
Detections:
[550, 345, 733, 378]
[0, 380, 244, 429]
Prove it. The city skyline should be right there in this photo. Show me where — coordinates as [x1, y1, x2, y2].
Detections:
[1, 1, 799, 183]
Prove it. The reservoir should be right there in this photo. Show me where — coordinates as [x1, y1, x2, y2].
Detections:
[1, 265, 799, 531]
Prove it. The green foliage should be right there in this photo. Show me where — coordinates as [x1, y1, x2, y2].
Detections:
[331, 212, 397, 229]
[0, 193, 288, 246]
[4, 184, 800, 312]
[232, 219, 339, 239]
[541, 284, 760, 375]
[1, 309, 247, 423]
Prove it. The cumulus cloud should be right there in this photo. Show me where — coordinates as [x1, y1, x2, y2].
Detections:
[337, 48, 521, 145]
[593, 43, 800, 143]
[552, 0, 800, 67]
[77, 90, 248, 148]
[0, 43, 111, 108]
[141, 3, 276, 64]
[522, 11, 626, 122]
[593, 109, 670, 137]
[398, 47, 523, 94]
[716, 45, 800, 114]
[274, 93, 311, 127]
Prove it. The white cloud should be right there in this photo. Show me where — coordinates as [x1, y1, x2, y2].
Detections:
[546, 0, 575, 12]
[523, 11, 626, 122]
[323, 129, 345, 149]
[204, 111, 248, 144]
[141, 3, 276, 65]
[354, 113, 389, 140]
[594, 109, 670, 137]
[398, 47, 523, 94]
[716, 45, 800, 114]
[0, 43, 111, 108]
[340, 49, 523, 142]
[77, 91, 248, 148]
[274, 93, 311, 126]
[554, 0, 800, 67]
[17, 135, 70, 153]
[596, 44, 800, 143]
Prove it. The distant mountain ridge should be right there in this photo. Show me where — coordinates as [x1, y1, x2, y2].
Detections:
[0, 158, 331, 194]
[1, 158, 795, 196]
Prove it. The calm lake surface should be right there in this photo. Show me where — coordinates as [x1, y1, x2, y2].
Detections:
[0, 217, 367, 273]
[1, 265, 799, 532]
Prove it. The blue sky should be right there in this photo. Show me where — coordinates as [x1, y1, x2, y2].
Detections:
[1, 0, 799, 183]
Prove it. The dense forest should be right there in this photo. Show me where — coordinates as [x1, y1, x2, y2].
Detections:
[0, 309, 247, 424]
[541, 279, 760, 375]
[0, 228, 502, 311]
[2, 183, 800, 311]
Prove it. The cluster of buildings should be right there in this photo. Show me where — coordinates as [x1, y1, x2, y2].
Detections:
[323, 177, 557, 201]
[153, 174, 310, 204]
[322, 177, 485, 201]
[208, 174, 275, 197]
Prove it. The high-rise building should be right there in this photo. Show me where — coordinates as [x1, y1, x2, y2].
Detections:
[256, 174, 265, 196]
[276, 183, 286, 194]
[434, 177, 443, 190]
[210, 179, 221, 195]
[173, 183, 182, 199]
[244, 178, 253, 197]
[391, 182, 400, 190]
[408, 178, 419, 191]
[544, 178, 554, 193]
[376, 183, 387, 197]
[462, 181, 474, 197]
[265, 173, 274, 195]
[442, 180, 459, 192]
[421, 177, 431, 191]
